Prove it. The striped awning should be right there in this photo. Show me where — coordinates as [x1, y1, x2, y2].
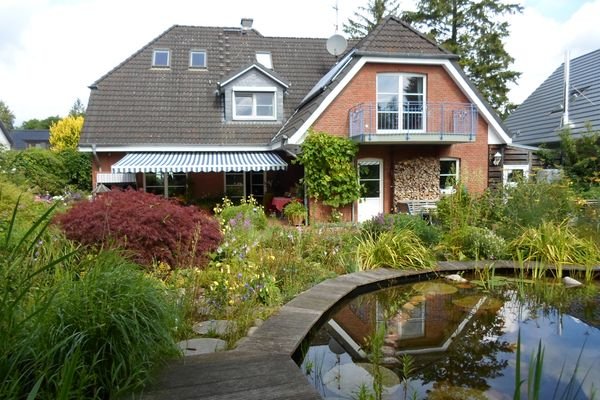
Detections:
[111, 152, 288, 173]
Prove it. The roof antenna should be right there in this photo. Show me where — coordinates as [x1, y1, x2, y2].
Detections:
[333, 0, 339, 32]
[561, 50, 571, 128]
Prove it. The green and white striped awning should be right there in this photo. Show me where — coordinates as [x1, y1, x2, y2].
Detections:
[111, 152, 287, 173]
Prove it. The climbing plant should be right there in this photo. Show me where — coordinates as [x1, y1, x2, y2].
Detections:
[295, 130, 362, 208]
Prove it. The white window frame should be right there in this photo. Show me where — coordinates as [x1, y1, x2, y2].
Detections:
[503, 164, 529, 187]
[232, 86, 277, 120]
[189, 50, 207, 68]
[440, 158, 459, 194]
[152, 49, 170, 68]
[376, 73, 426, 133]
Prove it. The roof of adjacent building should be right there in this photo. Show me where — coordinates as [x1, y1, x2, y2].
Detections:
[7, 129, 50, 150]
[506, 48, 600, 146]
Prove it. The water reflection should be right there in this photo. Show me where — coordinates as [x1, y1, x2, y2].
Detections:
[300, 278, 600, 400]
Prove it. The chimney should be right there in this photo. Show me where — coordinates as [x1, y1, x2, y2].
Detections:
[241, 18, 253, 31]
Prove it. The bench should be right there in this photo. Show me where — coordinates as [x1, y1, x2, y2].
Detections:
[398, 199, 439, 216]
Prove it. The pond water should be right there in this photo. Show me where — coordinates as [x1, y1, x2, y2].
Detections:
[299, 276, 600, 400]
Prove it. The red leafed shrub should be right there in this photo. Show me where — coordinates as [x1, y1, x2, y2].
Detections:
[55, 190, 222, 268]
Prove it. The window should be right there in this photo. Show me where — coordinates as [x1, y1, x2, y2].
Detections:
[233, 88, 276, 120]
[224, 172, 265, 203]
[440, 159, 459, 193]
[152, 49, 170, 67]
[190, 50, 206, 68]
[144, 172, 186, 197]
[377, 74, 425, 131]
[256, 52, 272, 69]
[503, 165, 529, 187]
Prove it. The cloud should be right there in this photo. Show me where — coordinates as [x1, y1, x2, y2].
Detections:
[506, 0, 600, 105]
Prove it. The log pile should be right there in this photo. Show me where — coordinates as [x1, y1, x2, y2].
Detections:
[393, 157, 440, 203]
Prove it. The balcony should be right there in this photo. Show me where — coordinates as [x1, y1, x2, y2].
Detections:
[349, 102, 477, 144]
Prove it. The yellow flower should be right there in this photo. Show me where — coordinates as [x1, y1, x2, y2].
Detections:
[228, 299, 234, 305]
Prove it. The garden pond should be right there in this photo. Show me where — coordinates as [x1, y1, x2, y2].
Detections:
[299, 275, 600, 399]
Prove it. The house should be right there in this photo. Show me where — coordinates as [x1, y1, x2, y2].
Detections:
[8, 129, 50, 150]
[80, 17, 516, 222]
[506, 49, 600, 147]
[0, 120, 10, 150]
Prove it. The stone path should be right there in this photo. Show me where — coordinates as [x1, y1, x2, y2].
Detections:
[135, 261, 599, 400]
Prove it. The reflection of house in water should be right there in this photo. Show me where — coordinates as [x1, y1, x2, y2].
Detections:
[330, 288, 490, 358]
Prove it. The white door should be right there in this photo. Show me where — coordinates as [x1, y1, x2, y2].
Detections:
[358, 159, 383, 222]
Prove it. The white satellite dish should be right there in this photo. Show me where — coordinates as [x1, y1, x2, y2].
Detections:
[326, 34, 347, 57]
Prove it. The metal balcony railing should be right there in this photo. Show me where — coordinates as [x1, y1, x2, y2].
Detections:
[349, 102, 477, 143]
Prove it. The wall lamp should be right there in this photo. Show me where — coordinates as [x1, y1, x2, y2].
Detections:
[492, 151, 502, 166]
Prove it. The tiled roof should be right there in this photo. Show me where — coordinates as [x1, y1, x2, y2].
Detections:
[8, 130, 50, 150]
[81, 17, 459, 148]
[274, 16, 455, 142]
[82, 26, 336, 147]
[506, 49, 600, 146]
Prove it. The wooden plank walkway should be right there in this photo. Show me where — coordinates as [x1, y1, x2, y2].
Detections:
[134, 261, 598, 399]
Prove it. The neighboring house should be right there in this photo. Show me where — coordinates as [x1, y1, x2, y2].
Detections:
[0, 120, 10, 149]
[80, 17, 516, 222]
[506, 49, 600, 147]
[8, 130, 50, 150]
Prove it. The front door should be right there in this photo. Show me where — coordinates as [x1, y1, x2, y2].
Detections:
[358, 159, 383, 222]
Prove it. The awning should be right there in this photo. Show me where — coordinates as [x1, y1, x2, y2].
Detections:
[96, 173, 137, 183]
[111, 152, 288, 173]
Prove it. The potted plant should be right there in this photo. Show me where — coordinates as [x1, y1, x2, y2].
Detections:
[283, 201, 307, 226]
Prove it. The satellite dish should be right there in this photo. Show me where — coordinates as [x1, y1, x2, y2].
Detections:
[326, 34, 347, 57]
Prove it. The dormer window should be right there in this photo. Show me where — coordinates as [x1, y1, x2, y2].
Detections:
[190, 50, 207, 68]
[256, 52, 272, 69]
[152, 49, 170, 67]
[233, 87, 276, 120]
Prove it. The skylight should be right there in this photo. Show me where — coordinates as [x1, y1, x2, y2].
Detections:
[190, 50, 207, 68]
[152, 49, 170, 67]
[256, 52, 273, 69]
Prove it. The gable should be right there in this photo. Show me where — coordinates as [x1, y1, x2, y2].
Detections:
[0, 121, 10, 149]
[283, 55, 511, 146]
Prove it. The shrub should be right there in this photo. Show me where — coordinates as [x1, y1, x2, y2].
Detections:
[440, 226, 509, 260]
[55, 190, 222, 268]
[356, 230, 434, 270]
[361, 213, 441, 246]
[214, 196, 267, 231]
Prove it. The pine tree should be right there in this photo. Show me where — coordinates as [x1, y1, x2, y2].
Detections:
[404, 0, 523, 117]
[343, 0, 401, 39]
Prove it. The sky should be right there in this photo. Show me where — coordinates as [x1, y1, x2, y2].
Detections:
[1, 0, 599, 126]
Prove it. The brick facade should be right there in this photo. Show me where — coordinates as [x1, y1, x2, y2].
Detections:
[310, 63, 490, 222]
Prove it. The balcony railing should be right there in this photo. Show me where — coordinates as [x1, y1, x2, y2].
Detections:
[349, 102, 477, 143]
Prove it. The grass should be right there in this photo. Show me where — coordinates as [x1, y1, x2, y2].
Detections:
[356, 230, 434, 270]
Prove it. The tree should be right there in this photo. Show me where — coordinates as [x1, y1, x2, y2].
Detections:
[404, 0, 523, 117]
[0, 100, 16, 130]
[68, 98, 86, 117]
[343, 0, 401, 39]
[20, 116, 61, 130]
[295, 130, 362, 209]
[49, 115, 84, 151]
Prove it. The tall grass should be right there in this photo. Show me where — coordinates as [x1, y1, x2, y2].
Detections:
[511, 221, 600, 278]
[0, 197, 180, 399]
[356, 230, 434, 270]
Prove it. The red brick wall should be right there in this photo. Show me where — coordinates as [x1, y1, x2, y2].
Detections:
[308, 63, 490, 221]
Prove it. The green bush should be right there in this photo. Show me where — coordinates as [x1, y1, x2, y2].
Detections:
[356, 230, 434, 270]
[361, 213, 441, 246]
[0, 148, 91, 195]
[215, 196, 267, 231]
[441, 226, 509, 260]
